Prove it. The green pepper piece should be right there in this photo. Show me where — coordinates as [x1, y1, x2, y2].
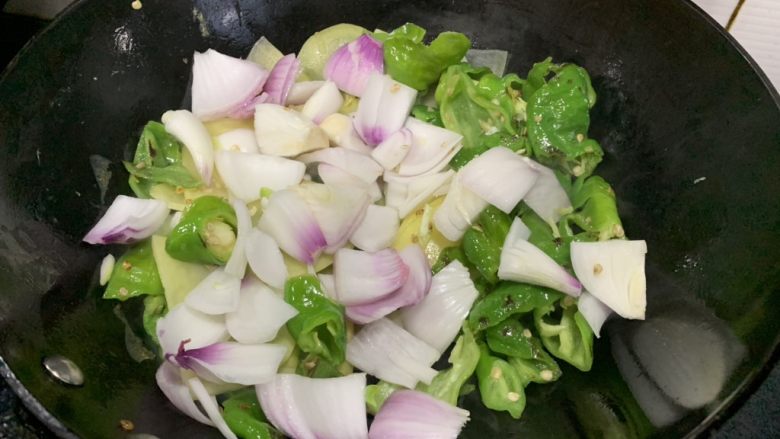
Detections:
[418, 326, 480, 405]
[365, 381, 402, 415]
[104, 241, 164, 301]
[222, 388, 283, 439]
[469, 282, 562, 332]
[462, 206, 512, 284]
[165, 195, 237, 265]
[296, 353, 344, 378]
[411, 104, 444, 127]
[284, 275, 347, 366]
[534, 298, 594, 372]
[561, 175, 625, 241]
[373, 22, 426, 44]
[431, 246, 470, 274]
[508, 347, 562, 385]
[142, 295, 167, 346]
[485, 320, 535, 359]
[476, 344, 526, 419]
[515, 204, 575, 267]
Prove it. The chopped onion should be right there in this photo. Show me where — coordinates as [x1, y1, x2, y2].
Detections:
[99, 254, 115, 286]
[83, 195, 169, 244]
[257, 373, 368, 439]
[570, 240, 647, 319]
[191, 49, 269, 121]
[257, 189, 327, 264]
[223, 199, 251, 278]
[317, 163, 382, 202]
[369, 390, 470, 439]
[302, 81, 344, 124]
[226, 278, 297, 343]
[186, 375, 238, 439]
[155, 362, 213, 425]
[156, 303, 229, 356]
[347, 318, 439, 388]
[295, 182, 371, 252]
[498, 217, 582, 296]
[577, 292, 612, 337]
[247, 36, 284, 71]
[465, 49, 509, 76]
[254, 103, 329, 157]
[324, 34, 384, 97]
[333, 248, 409, 305]
[228, 93, 269, 120]
[319, 113, 372, 154]
[371, 128, 412, 170]
[506, 215, 532, 242]
[433, 173, 488, 241]
[184, 268, 242, 315]
[260, 54, 300, 105]
[173, 341, 286, 385]
[401, 260, 478, 353]
[522, 161, 572, 227]
[346, 244, 431, 324]
[215, 128, 259, 153]
[162, 109, 215, 185]
[349, 204, 400, 252]
[299, 147, 383, 184]
[318, 273, 337, 299]
[215, 150, 305, 202]
[459, 147, 540, 213]
[287, 80, 325, 105]
[354, 73, 417, 145]
[397, 118, 463, 176]
[384, 170, 454, 218]
[246, 229, 288, 289]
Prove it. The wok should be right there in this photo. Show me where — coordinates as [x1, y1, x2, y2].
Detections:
[1, 0, 779, 437]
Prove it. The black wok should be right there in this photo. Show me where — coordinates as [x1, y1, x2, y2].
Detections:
[1, 0, 779, 437]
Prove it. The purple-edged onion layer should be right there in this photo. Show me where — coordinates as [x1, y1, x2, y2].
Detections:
[577, 292, 612, 337]
[319, 113, 372, 154]
[301, 81, 343, 124]
[522, 161, 572, 227]
[459, 146, 540, 213]
[226, 277, 298, 344]
[433, 173, 488, 242]
[215, 150, 305, 202]
[191, 49, 269, 121]
[184, 268, 242, 315]
[246, 229, 288, 289]
[155, 361, 213, 425]
[260, 53, 300, 105]
[295, 182, 371, 253]
[498, 217, 582, 296]
[162, 109, 215, 185]
[371, 128, 412, 170]
[346, 244, 431, 324]
[257, 373, 368, 439]
[171, 341, 286, 385]
[324, 34, 384, 97]
[299, 147, 383, 184]
[354, 73, 417, 146]
[347, 318, 439, 388]
[257, 189, 327, 264]
[333, 248, 409, 305]
[83, 195, 168, 244]
[349, 204, 400, 253]
[156, 303, 229, 357]
[401, 260, 479, 353]
[369, 390, 470, 439]
[254, 104, 329, 157]
[397, 118, 463, 176]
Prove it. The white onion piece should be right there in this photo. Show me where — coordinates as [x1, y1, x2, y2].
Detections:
[318, 273, 337, 300]
[506, 215, 532, 242]
[173, 341, 286, 385]
[347, 318, 439, 388]
[246, 229, 288, 289]
[349, 204, 399, 252]
[184, 268, 242, 315]
[324, 34, 384, 97]
[459, 147, 540, 213]
[522, 162, 572, 227]
[498, 218, 582, 296]
[257, 374, 368, 439]
[186, 376, 238, 439]
[156, 304, 229, 356]
[287, 80, 325, 105]
[354, 73, 417, 145]
[578, 292, 612, 337]
[261, 54, 300, 105]
[346, 244, 431, 324]
[465, 49, 509, 76]
[302, 81, 343, 124]
[191, 49, 269, 121]
[570, 240, 647, 319]
[99, 254, 115, 286]
[371, 128, 412, 170]
[83, 195, 169, 244]
[384, 170, 454, 218]
[254, 104, 329, 157]
[257, 190, 326, 264]
[155, 362, 213, 426]
[318, 113, 372, 154]
[299, 147, 383, 184]
[433, 173, 488, 241]
[247, 36, 284, 71]
[318, 163, 382, 202]
[401, 260, 478, 353]
[215, 150, 305, 202]
[369, 390, 470, 439]
[226, 278, 297, 343]
[295, 182, 371, 253]
[397, 118, 463, 176]
[224, 199, 251, 278]
[333, 248, 409, 305]
[215, 128, 259, 153]
[162, 109, 215, 185]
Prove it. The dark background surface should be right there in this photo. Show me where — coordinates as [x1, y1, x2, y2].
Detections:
[0, 3, 779, 439]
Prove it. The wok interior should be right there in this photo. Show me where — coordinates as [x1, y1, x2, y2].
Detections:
[0, 0, 779, 437]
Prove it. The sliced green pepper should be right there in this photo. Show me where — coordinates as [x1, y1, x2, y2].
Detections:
[462, 206, 512, 284]
[373, 22, 426, 44]
[469, 282, 563, 332]
[561, 175, 624, 241]
[534, 298, 594, 372]
[104, 240, 164, 301]
[165, 195, 237, 265]
[431, 246, 470, 274]
[418, 326, 480, 405]
[365, 381, 402, 415]
[411, 104, 444, 127]
[476, 344, 526, 419]
[296, 353, 347, 378]
[142, 295, 167, 346]
[222, 388, 283, 439]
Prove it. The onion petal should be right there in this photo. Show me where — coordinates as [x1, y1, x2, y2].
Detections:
[287, 80, 326, 105]
[215, 150, 305, 202]
[246, 229, 288, 289]
[155, 362, 213, 425]
[83, 195, 169, 244]
[156, 303, 229, 356]
[384, 170, 454, 219]
[299, 147, 383, 184]
[325, 34, 384, 97]
[577, 292, 612, 337]
[215, 128, 259, 153]
[295, 182, 371, 253]
[257, 189, 327, 264]
[173, 341, 286, 386]
[371, 128, 413, 170]
[162, 109, 215, 185]
[254, 104, 329, 157]
[302, 81, 344, 124]
[334, 248, 410, 305]
[397, 118, 463, 176]
[432, 173, 488, 242]
[318, 163, 382, 202]
[354, 73, 417, 146]
[319, 113, 372, 154]
[522, 161, 572, 227]
[186, 375, 238, 439]
[226, 278, 297, 344]
[318, 273, 337, 300]
[369, 390, 470, 439]
[459, 147, 540, 213]
[184, 268, 242, 315]
[261, 54, 300, 105]
[349, 204, 400, 252]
